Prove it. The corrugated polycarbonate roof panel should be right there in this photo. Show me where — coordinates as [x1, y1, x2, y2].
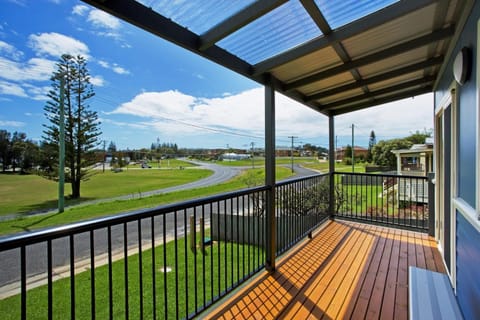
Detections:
[271, 46, 341, 82]
[297, 72, 355, 95]
[317, 87, 365, 105]
[341, 3, 438, 59]
[142, 0, 256, 34]
[357, 46, 430, 77]
[367, 71, 425, 91]
[314, 0, 398, 30]
[217, 1, 321, 64]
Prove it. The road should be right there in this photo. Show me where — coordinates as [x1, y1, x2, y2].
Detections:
[0, 161, 319, 292]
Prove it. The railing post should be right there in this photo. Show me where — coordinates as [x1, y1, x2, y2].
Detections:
[427, 172, 435, 236]
[265, 76, 276, 272]
[328, 115, 336, 218]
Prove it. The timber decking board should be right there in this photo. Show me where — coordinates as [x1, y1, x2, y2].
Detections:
[205, 220, 445, 320]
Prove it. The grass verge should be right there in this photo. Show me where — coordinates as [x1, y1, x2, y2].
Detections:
[0, 167, 293, 236]
[0, 232, 264, 319]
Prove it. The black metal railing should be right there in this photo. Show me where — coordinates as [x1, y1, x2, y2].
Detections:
[334, 172, 430, 231]
[276, 174, 330, 255]
[0, 172, 433, 319]
[0, 174, 332, 320]
[0, 187, 269, 320]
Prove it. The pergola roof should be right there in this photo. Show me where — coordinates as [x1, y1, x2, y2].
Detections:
[82, 0, 469, 116]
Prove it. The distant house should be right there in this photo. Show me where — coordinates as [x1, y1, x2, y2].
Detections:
[335, 146, 368, 161]
[391, 143, 434, 177]
[385, 143, 434, 205]
[221, 152, 251, 161]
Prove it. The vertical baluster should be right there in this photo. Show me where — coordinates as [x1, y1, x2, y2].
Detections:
[48, 240, 53, 320]
[217, 201, 221, 296]
[89, 231, 95, 320]
[150, 216, 156, 320]
[202, 204, 206, 307]
[123, 223, 129, 320]
[236, 196, 240, 283]
[107, 226, 113, 320]
[174, 210, 179, 320]
[20, 246, 26, 320]
[247, 193, 251, 275]
[163, 213, 168, 319]
[183, 209, 188, 319]
[193, 207, 197, 314]
[241, 195, 245, 280]
[138, 220, 143, 320]
[70, 234, 75, 320]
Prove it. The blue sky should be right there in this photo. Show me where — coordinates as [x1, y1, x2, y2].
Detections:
[0, 0, 433, 151]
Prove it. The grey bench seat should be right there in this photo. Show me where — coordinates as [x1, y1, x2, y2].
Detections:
[409, 266, 463, 320]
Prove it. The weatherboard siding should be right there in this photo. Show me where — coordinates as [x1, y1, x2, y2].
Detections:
[456, 212, 480, 319]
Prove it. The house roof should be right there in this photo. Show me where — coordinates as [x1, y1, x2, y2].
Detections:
[82, 0, 471, 116]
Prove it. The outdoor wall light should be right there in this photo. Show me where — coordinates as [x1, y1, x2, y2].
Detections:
[453, 47, 472, 85]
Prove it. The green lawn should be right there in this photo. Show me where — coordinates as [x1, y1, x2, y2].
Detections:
[214, 156, 318, 167]
[0, 169, 212, 216]
[0, 167, 293, 236]
[302, 161, 367, 173]
[126, 158, 197, 169]
[0, 232, 263, 319]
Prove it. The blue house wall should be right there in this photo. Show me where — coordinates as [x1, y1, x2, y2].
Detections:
[435, 2, 480, 318]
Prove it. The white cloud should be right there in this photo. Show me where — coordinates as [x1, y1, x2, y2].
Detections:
[90, 75, 105, 87]
[0, 40, 23, 61]
[336, 93, 434, 142]
[97, 60, 130, 75]
[0, 56, 56, 81]
[24, 84, 50, 100]
[0, 80, 27, 97]
[28, 32, 90, 58]
[109, 88, 433, 146]
[72, 5, 89, 16]
[87, 9, 121, 30]
[112, 65, 130, 75]
[0, 120, 26, 127]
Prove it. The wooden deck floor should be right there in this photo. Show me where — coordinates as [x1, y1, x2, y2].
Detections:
[205, 220, 445, 320]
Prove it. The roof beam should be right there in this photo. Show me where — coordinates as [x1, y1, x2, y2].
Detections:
[81, 0, 254, 78]
[283, 26, 454, 91]
[199, 0, 287, 51]
[321, 76, 436, 111]
[306, 56, 444, 102]
[331, 87, 432, 116]
[300, 0, 331, 33]
[252, 0, 437, 75]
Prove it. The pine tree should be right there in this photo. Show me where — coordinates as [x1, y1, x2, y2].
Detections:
[366, 130, 376, 163]
[43, 54, 101, 198]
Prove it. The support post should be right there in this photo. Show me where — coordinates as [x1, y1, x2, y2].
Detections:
[329, 115, 335, 219]
[265, 77, 276, 272]
[427, 172, 435, 236]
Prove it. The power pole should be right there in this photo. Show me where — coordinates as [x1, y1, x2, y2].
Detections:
[250, 142, 255, 169]
[102, 140, 106, 173]
[57, 74, 66, 213]
[288, 136, 298, 173]
[351, 124, 355, 173]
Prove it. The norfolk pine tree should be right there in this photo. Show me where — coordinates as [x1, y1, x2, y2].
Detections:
[43, 54, 101, 199]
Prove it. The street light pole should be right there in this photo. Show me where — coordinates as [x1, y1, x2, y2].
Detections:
[250, 142, 255, 169]
[288, 136, 298, 173]
[57, 74, 66, 213]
